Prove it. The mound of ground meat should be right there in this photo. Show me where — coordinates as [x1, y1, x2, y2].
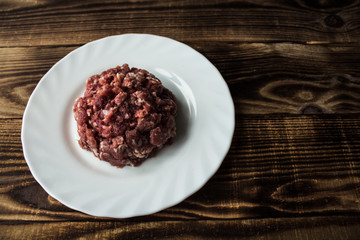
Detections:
[73, 64, 177, 167]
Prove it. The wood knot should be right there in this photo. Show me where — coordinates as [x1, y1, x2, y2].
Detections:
[299, 104, 324, 114]
[324, 14, 344, 28]
[296, 91, 314, 101]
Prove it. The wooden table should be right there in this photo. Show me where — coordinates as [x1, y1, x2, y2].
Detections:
[1, 0, 360, 239]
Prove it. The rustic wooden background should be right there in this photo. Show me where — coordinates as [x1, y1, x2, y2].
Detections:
[1, 0, 360, 239]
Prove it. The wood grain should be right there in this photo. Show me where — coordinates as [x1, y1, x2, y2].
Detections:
[0, 46, 74, 118]
[0, 216, 360, 239]
[0, 0, 359, 47]
[1, 115, 360, 221]
[1, 0, 360, 239]
[1, 42, 359, 118]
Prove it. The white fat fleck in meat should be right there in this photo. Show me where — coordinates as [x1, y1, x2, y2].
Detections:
[133, 150, 146, 158]
[128, 72, 136, 78]
[93, 149, 99, 157]
[135, 98, 144, 106]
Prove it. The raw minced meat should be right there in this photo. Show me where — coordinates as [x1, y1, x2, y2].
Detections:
[73, 64, 177, 167]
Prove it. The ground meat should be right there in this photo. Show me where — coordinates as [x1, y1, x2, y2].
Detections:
[73, 64, 177, 167]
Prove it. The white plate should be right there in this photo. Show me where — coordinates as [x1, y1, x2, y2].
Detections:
[21, 34, 235, 218]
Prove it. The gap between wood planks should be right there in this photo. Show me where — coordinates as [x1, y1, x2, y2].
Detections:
[1, 41, 360, 49]
[0, 212, 360, 223]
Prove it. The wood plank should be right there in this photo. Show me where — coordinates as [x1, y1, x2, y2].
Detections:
[202, 42, 360, 114]
[1, 43, 359, 118]
[0, 217, 359, 239]
[0, 46, 73, 118]
[1, 116, 360, 221]
[0, 0, 359, 47]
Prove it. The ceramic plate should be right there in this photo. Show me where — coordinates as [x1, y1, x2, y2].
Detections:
[21, 34, 235, 218]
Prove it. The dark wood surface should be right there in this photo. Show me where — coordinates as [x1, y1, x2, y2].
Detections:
[1, 0, 360, 239]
